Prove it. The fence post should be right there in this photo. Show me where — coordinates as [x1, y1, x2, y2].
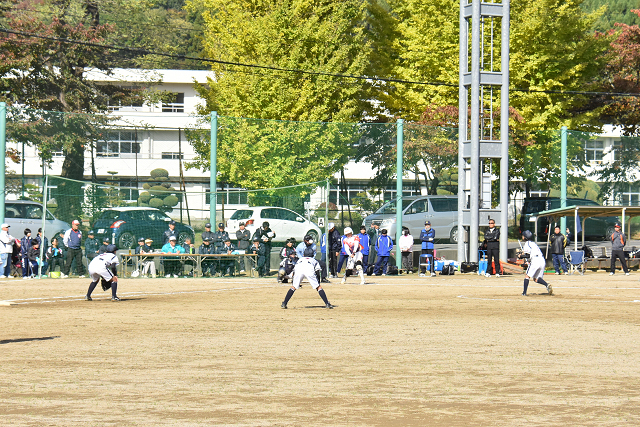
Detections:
[561, 126, 567, 233]
[38, 174, 49, 277]
[210, 112, 217, 226]
[396, 118, 403, 270]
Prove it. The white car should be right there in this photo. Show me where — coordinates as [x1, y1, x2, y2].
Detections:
[226, 207, 321, 243]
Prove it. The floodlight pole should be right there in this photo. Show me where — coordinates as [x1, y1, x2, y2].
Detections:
[0, 102, 5, 224]
[561, 126, 567, 233]
[396, 118, 403, 269]
[210, 111, 218, 226]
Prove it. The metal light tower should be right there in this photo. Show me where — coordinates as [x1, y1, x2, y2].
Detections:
[458, 0, 510, 263]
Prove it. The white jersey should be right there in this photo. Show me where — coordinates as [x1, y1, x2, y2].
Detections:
[523, 241, 545, 280]
[292, 257, 321, 290]
[89, 252, 119, 281]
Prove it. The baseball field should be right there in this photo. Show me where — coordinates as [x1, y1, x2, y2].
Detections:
[1, 272, 639, 426]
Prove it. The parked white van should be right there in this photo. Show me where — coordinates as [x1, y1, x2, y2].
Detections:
[3, 200, 71, 241]
[362, 195, 459, 243]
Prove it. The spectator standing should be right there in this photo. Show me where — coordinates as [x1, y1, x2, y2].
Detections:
[373, 229, 394, 276]
[0, 223, 17, 278]
[162, 221, 178, 246]
[419, 221, 436, 277]
[235, 221, 251, 273]
[20, 228, 33, 278]
[85, 230, 99, 263]
[399, 227, 414, 274]
[367, 223, 380, 266]
[62, 220, 85, 278]
[549, 226, 570, 275]
[201, 223, 215, 243]
[484, 219, 501, 277]
[610, 223, 630, 276]
[327, 222, 341, 278]
[35, 228, 48, 254]
[252, 222, 275, 274]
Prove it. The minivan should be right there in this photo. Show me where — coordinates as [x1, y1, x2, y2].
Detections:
[362, 195, 459, 243]
[4, 200, 71, 241]
[519, 197, 619, 240]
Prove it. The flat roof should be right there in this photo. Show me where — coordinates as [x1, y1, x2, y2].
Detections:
[537, 205, 640, 218]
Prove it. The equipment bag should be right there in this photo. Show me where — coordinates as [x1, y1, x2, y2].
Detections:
[461, 262, 478, 273]
[440, 264, 455, 276]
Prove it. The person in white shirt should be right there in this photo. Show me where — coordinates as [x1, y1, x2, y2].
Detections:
[281, 257, 334, 309]
[85, 245, 121, 301]
[398, 226, 414, 274]
[518, 230, 553, 296]
[0, 223, 17, 278]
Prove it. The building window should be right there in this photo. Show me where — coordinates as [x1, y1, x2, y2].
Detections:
[118, 179, 140, 201]
[585, 140, 604, 162]
[621, 184, 640, 206]
[205, 188, 248, 205]
[161, 152, 183, 160]
[97, 130, 141, 158]
[162, 93, 185, 113]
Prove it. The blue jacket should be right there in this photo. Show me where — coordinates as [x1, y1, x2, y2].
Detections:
[320, 233, 327, 254]
[162, 243, 186, 254]
[376, 234, 394, 257]
[420, 228, 435, 250]
[358, 232, 369, 255]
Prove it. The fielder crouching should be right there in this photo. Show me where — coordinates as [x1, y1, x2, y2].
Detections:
[85, 244, 121, 301]
[281, 257, 334, 309]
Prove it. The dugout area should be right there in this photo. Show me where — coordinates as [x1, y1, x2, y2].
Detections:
[1, 274, 639, 426]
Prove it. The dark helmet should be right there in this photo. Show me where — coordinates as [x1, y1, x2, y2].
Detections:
[252, 237, 260, 242]
[263, 221, 269, 228]
[522, 230, 533, 241]
[106, 244, 117, 253]
[304, 234, 314, 244]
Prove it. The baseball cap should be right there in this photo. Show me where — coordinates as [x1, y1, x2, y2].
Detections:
[106, 244, 117, 253]
[425, 221, 431, 225]
[205, 223, 211, 228]
[252, 237, 260, 242]
[138, 237, 145, 242]
[239, 221, 245, 226]
[1, 223, 9, 228]
[103, 237, 110, 242]
[72, 220, 80, 225]
[169, 235, 177, 241]
[88, 230, 95, 234]
[328, 222, 335, 230]
[203, 237, 211, 242]
[615, 223, 622, 228]
[224, 236, 231, 242]
[218, 222, 224, 228]
[169, 220, 176, 225]
[145, 238, 153, 243]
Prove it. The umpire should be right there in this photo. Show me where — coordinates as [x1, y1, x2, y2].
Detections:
[62, 220, 85, 278]
[484, 218, 501, 277]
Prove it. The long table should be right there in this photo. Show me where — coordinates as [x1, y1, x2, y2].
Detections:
[119, 253, 259, 278]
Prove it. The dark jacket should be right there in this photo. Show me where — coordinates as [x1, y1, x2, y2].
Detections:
[162, 228, 178, 246]
[85, 237, 99, 257]
[218, 243, 236, 254]
[549, 232, 568, 255]
[199, 243, 216, 255]
[236, 229, 251, 250]
[328, 228, 341, 252]
[249, 242, 267, 257]
[253, 227, 275, 245]
[484, 227, 500, 250]
[213, 231, 230, 250]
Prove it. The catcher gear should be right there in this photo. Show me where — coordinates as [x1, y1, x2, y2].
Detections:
[522, 230, 533, 241]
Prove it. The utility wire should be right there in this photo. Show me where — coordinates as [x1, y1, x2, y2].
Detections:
[1, 27, 640, 98]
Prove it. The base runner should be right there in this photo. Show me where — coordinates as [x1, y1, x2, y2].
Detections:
[518, 230, 553, 296]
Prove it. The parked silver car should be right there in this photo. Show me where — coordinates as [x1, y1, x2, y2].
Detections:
[3, 200, 71, 241]
[362, 195, 459, 243]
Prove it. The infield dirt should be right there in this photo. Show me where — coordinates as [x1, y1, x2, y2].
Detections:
[1, 272, 639, 426]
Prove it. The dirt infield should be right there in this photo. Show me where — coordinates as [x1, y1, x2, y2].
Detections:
[1, 272, 640, 426]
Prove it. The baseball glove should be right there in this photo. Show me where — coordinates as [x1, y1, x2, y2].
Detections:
[101, 277, 112, 291]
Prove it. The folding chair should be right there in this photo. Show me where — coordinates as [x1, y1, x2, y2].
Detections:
[419, 250, 435, 275]
[568, 250, 585, 275]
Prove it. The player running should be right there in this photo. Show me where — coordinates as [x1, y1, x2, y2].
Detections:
[281, 257, 334, 309]
[518, 230, 553, 296]
[85, 244, 121, 301]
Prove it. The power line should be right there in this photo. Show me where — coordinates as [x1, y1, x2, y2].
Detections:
[1, 27, 640, 98]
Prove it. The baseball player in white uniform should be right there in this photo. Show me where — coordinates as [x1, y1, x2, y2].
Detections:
[281, 257, 334, 309]
[85, 244, 121, 301]
[340, 227, 365, 285]
[519, 230, 553, 296]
